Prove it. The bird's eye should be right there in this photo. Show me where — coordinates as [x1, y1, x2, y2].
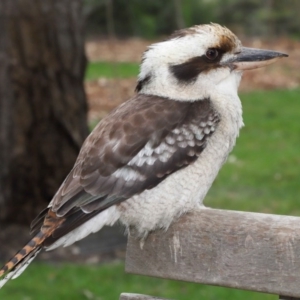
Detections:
[206, 48, 219, 60]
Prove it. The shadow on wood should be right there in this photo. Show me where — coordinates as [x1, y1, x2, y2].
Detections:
[125, 209, 300, 298]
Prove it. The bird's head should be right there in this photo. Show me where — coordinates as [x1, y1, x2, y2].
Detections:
[136, 23, 288, 101]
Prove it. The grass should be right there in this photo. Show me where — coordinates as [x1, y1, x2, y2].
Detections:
[0, 262, 277, 300]
[85, 61, 139, 80]
[206, 88, 300, 216]
[1, 88, 299, 299]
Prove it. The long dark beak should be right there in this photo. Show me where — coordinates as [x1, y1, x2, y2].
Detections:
[227, 47, 288, 71]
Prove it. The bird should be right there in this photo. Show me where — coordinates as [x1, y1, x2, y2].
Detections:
[0, 23, 288, 288]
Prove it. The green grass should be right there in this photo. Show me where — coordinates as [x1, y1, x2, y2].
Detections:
[85, 61, 139, 80]
[0, 262, 276, 300]
[1, 89, 299, 300]
[206, 88, 300, 216]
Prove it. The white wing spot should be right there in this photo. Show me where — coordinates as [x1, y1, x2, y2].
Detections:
[159, 151, 172, 163]
[195, 133, 204, 140]
[154, 142, 167, 155]
[204, 127, 211, 134]
[188, 140, 195, 147]
[145, 156, 156, 165]
[113, 168, 142, 181]
[178, 141, 188, 148]
[166, 136, 176, 145]
[177, 135, 184, 142]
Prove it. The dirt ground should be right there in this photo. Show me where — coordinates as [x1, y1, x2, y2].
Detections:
[85, 37, 300, 123]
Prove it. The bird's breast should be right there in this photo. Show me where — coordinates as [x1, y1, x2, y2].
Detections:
[117, 115, 240, 237]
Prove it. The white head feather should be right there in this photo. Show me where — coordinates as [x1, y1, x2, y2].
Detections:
[138, 24, 243, 102]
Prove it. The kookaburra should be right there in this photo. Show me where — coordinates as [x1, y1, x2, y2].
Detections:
[0, 24, 287, 287]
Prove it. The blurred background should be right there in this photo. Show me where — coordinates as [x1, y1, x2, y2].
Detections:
[0, 0, 299, 299]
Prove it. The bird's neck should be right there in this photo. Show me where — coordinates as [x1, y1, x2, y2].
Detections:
[212, 73, 244, 139]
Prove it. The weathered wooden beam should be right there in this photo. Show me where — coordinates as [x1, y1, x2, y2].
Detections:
[120, 293, 173, 300]
[125, 209, 300, 298]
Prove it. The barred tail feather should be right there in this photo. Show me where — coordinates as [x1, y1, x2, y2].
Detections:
[0, 248, 41, 288]
[0, 231, 45, 288]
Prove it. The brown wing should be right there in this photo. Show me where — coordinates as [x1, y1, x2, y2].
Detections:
[31, 94, 220, 241]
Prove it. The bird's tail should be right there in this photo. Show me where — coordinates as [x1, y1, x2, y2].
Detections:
[0, 231, 45, 288]
[0, 209, 65, 289]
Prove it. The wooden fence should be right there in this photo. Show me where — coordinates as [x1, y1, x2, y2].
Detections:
[119, 209, 300, 300]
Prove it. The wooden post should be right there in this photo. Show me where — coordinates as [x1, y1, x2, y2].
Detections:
[125, 209, 300, 298]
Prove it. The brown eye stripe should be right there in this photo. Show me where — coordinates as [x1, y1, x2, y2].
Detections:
[170, 54, 223, 84]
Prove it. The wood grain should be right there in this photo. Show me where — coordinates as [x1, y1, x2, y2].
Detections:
[120, 293, 172, 300]
[125, 209, 300, 298]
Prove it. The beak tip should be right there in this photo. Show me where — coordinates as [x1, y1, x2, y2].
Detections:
[276, 52, 289, 58]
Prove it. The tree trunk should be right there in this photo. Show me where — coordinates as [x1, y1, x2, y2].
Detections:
[0, 0, 89, 225]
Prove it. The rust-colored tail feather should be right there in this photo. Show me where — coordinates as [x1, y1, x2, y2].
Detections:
[0, 231, 45, 278]
[0, 209, 65, 288]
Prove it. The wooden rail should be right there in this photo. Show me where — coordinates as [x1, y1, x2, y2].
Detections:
[123, 209, 300, 299]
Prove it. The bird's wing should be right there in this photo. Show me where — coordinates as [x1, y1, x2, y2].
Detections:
[31, 94, 220, 241]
